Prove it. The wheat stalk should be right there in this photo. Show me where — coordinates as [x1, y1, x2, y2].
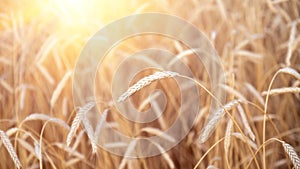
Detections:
[237, 105, 255, 141]
[278, 67, 300, 80]
[262, 87, 300, 96]
[199, 99, 242, 143]
[0, 130, 22, 169]
[117, 71, 178, 102]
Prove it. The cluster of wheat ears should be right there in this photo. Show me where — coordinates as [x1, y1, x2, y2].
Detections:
[0, 0, 300, 168]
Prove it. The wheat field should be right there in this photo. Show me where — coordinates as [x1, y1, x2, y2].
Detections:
[0, 0, 300, 168]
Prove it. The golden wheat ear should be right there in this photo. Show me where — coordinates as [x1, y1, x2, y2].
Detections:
[199, 99, 242, 143]
[0, 130, 22, 169]
[281, 141, 300, 169]
[66, 101, 95, 147]
[117, 71, 178, 102]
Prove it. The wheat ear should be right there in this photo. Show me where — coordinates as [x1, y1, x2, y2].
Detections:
[117, 71, 178, 102]
[66, 101, 95, 147]
[237, 105, 255, 141]
[285, 21, 297, 66]
[0, 130, 22, 169]
[82, 113, 97, 154]
[199, 99, 242, 143]
[281, 141, 300, 169]
[224, 119, 233, 155]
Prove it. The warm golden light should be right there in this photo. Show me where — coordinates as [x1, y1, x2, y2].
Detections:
[1, 0, 299, 169]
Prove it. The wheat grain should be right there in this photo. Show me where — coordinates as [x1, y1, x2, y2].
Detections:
[262, 87, 300, 96]
[224, 119, 233, 155]
[199, 99, 242, 143]
[117, 71, 178, 102]
[34, 141, 41, 160]
[285, 21, 297, 66]
[231, 132, 257, 150]
[50, 70, 72, 108]
[237, 105, 255, 141]
[0, 130, 22, 169]
[281, 141, 300, 169]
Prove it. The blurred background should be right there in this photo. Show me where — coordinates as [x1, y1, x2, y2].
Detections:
[0, 0, 299, 168]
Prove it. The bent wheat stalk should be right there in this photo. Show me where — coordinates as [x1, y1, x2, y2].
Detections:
[262, 87, 300, 96]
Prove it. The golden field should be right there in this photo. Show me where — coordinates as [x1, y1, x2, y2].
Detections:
[0, 0, 299, 168]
